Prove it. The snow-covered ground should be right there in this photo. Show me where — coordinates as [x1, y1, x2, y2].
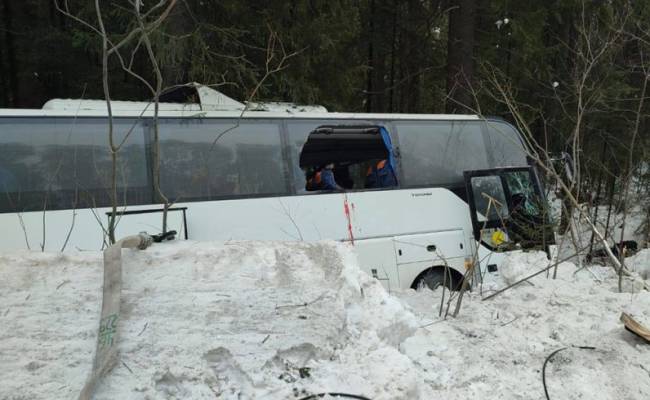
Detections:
[1, 241, 649, 399]
[397, 250, 650, 400]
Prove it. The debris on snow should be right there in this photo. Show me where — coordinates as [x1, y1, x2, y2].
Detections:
[620, 312, 650, 343]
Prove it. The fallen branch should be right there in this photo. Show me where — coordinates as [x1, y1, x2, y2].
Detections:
[56, 280, 71, 290]
[501, 316, 519, 327]
[275, 293, 327, 310]
[121, 360, 134, 375]
[137, 322, 148, 337]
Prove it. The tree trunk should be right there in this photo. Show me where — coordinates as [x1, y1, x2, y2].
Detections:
[0, 1, 7, 106]
[2, 0, 18, 106]
[365, 0, 375, 112]
[603, 168, 616, 240]
[587, 141, 608, 255]
[388, 0, 398, 113]
[365, 0, 389, 112]
[162, 3, 191, 85]
[445, 0, 476, 113]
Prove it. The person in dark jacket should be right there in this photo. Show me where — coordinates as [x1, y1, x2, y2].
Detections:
[365, 159, 397, 188]
[306, 163, 343, 191]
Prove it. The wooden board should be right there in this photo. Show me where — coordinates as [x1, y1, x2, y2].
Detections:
[620, 312, 650, 343]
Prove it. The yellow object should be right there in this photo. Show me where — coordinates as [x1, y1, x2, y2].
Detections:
[491, 230, 506, 246]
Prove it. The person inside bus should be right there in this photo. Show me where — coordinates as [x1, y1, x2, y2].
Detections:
[306, 163, 344, 191]
[333, 164, 354, 189]
[365, 159, 397, 188]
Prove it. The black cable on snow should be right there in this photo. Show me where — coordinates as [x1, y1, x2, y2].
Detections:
[297, 393, 372, 400]
[542, 346, 597, 400]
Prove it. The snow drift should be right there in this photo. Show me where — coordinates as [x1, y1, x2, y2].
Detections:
[0, 241, 427, 399]
[1, 244, 649, 400]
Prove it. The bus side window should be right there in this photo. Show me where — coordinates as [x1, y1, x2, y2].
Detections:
[396, 121, 489, 187]
[287, 121, 329, 194]
[483, 121, 527, 168]
[157, 119, 286, 201]
[295, 124, 398, 193]
[0, 117, 149, 213]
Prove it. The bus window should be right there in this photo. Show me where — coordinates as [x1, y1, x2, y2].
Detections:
[396, 121, 489, 188]
[484, 121, 528, 167]
[156, 119, 286, 201]
[288, 120, 363, 193]
[287, 121, 323, 193]
[469, 175, 510, 222]
[296, 124, 397, 192]
[0, 117, 149, 213]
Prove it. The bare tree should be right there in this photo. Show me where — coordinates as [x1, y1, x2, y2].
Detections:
[56, 0, 178, 242]
[56, 1, 299, 243]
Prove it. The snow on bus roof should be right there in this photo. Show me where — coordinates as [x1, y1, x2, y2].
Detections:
[1, 83, 480, 120]
[0, 108, 481, 120]
[41, 84, 328, 113]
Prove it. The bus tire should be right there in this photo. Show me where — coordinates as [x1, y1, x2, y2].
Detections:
[415, 268, 461, 291]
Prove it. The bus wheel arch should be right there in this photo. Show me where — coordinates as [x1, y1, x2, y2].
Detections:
[411, 266, 464, 291]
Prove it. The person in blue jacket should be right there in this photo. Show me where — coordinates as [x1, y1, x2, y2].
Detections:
[365, 159, 397, 188]
[306, 163, 343, 191]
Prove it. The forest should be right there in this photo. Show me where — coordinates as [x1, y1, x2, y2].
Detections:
[0, 0, 649, 243]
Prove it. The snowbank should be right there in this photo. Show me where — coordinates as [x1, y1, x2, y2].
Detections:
[1, 244, 649, 400]
[627, 249, 650, 280]
[498, 250, 550, 285]
[0, 241, 427, 399]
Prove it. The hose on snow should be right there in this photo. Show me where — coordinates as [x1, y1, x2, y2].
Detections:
[78, 233, 153, 400]
[542, 345, 596, 400]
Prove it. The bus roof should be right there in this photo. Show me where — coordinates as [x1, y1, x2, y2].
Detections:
[0, 108, 481, 120]
[0, 83, 481, 120]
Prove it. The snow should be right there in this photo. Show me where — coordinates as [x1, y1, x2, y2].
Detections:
[397, 251, 650, 399]
[498, 250, 550, 285]
[1, 242, 649, 399]
[628, 249, 650, 280]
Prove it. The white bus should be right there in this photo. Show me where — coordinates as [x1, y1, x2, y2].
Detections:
[0, 86, 552, 290]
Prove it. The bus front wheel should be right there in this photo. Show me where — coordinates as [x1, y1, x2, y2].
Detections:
[414, 268, 462, 291]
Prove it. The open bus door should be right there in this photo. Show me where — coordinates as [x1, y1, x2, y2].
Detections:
[463, 167, 555, 256]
